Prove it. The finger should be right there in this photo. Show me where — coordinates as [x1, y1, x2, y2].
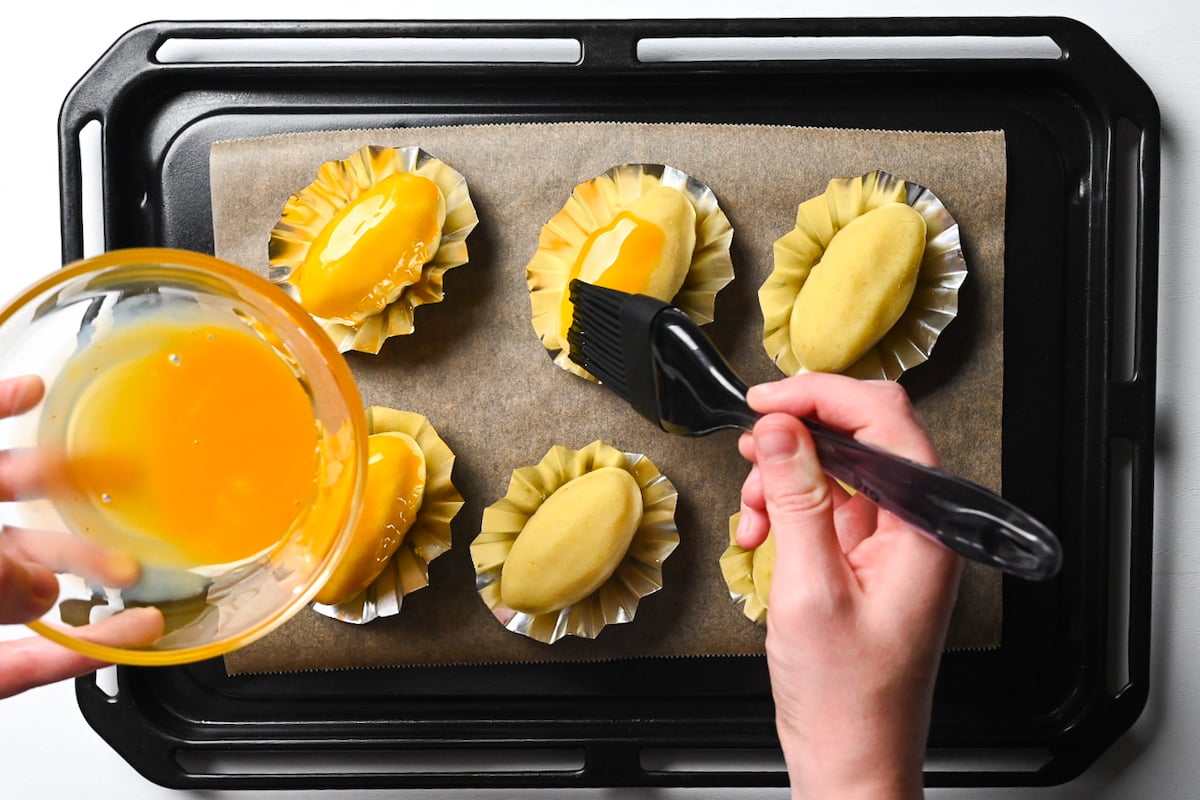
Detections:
[735, 504, 771, 550]
[738, 432, 755, 461]
[0, 607, 163, 699]
[0, 552, 59, 624]
[740, 463, 764, 512]
[747, 373, 937, 466]
[831, 491, 880, 554]
[746, 423, 877, 556]
[0, 449, 51, 501]
[0, 375, 44, 418]
[737, 510, 771, 556]
[752, 414, 852, 599]
[1, 527, 141, 588]
[736, 466, 770, 549]
[64, 605, 165, 647]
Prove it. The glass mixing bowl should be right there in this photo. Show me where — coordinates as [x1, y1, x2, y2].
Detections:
[0, 248, 366, 666]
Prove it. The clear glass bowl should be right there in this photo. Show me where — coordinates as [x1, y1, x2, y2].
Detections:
[0, 248, 367, 665]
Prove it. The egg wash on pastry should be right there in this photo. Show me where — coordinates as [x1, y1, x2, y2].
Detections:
[292, 171, 445, 323]
[557, 185, 696, 344]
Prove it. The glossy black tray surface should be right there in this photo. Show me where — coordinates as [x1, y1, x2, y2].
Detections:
[62, 17, 1159, 790]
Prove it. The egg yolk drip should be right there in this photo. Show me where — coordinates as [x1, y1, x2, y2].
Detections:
[314, 431, 426, 605]
[49, 318, 320, 567]
[295, 172, 445, 322]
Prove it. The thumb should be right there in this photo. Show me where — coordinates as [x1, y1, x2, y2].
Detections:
[0, 552, 59, 624]
[753, 414, 850, 598]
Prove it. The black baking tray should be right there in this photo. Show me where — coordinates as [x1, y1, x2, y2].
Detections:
[62, 17, 1158, 790]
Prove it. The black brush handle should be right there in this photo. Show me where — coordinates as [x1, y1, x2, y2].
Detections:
[650, 311, 1061, 579]
[801, 419, 1062, 580]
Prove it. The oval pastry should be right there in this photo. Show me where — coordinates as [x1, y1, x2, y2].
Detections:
[270, 145, 479, 354]
[293, 173, 445, 324]
[555, 186, 696, 346]
[760, 170, 967, 380]
[787, 202, 927, 373]
[312, 406, 463, 624]
[526, 163, 734, 381]
[314, 430, 428, 606]
[500, 466, 643, 616]
[471, 440, 679, 643]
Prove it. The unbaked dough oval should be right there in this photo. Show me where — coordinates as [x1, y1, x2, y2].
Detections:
[500, 466, 643, 615]
[788, 202, 926, 373]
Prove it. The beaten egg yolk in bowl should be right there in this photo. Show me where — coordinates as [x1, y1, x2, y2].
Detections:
[0, 248, 367, 666]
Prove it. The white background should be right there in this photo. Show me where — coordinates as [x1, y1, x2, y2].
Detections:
[0, 1, 1194, 798]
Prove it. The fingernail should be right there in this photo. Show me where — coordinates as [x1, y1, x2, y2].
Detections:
[746, 383, 772, 404]
[757, 426, 799, 463]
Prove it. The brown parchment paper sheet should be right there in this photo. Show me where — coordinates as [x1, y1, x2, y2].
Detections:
[209, 123, 1006, 675]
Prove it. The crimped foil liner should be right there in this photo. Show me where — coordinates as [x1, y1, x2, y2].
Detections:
[718, 512, 768, 627]
[312, 406, 462, 624]
[471, 440, 679, 644]
[526, 163, 734, 380]
[269, 145, 479, 354]
[761, 169, 967, 380]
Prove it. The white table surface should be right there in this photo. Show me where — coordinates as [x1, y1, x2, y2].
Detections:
[0, 1, 1194, 798]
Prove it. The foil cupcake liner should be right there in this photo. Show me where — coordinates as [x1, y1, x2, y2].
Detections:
[471, 440, 679, 644]
[718, 512, 768, 627]
[526, 163, 734, 381]
[761, 169, 967, 380]
[312, 406, 462, 624]
[269, 145, 479, 354]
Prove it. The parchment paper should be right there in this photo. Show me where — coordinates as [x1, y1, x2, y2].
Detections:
[208, 123, 1007, 675]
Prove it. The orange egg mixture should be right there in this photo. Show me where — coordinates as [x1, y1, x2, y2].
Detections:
[557, 212, 665, 341]
[555, 186, 696, 346]
[294, 172, 444, 322]
[41, 314, 320, 568]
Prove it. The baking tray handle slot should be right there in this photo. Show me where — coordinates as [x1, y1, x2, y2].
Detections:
[152, 36, 583, 65]
[1108, 117, 1159, 387]
[636, 34, 1063, 63]
[57, 118, 105, 264]
[174, 746, 587, 780]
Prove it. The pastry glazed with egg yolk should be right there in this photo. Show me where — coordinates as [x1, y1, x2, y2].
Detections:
[315, 431, 427, 605]
[294, 172, 445, 324]
[44, 316, 321, 568]
[557, 186, 697, 345]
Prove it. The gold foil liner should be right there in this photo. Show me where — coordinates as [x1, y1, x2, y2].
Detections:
[471, 440, 679, 644]
[719, 512, 768, 627]
[526, 163, 735, 380]
[312, 406, 463, 624]
[268, 145, 479, 354]
[760, 169, 967, 380]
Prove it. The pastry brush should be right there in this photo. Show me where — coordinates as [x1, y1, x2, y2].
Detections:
[565, 279, 1062, 581]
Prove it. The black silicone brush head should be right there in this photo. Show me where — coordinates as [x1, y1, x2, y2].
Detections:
[565, 280, 629, 393]
[567, 280, 757, 436]
[566, 280, 669, 423]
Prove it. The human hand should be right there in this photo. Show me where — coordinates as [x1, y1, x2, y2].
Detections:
[737, 373, 962, 800]
[0, 375, 162, 699]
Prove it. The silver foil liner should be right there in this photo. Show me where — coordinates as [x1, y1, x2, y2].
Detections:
[761, 169, 967, 380]
[269, 144, 479, 354]
[471, 442, 680, 644]
[311, 407, 461, 625]
[526, 162, 734, 381]
[718, 512, 768, 627]
[311, 546, 431, 624]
